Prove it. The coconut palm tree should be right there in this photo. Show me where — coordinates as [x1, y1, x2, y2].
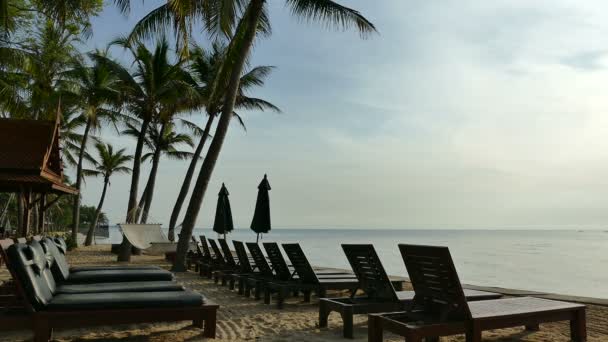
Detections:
[172, 0, 375, 271]
[82, 142, 132, 246]
[166, 42, 279, 241]
[96, 37, 197, 261]
[64, 54, 123, 246]
[122, 121, 195, 223]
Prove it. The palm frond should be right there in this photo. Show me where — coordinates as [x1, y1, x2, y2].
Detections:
[285, 0, 377, 38]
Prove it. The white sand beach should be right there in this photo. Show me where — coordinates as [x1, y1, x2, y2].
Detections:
[1, 244, 607, 341]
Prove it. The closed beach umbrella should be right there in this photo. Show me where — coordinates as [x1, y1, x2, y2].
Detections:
[213, 183, 234, 239]
[250, 174, 271, 242]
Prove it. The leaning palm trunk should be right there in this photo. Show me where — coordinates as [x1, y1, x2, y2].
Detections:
[172, 0, 265, 271]
[140, 129, 164, 223]
[118, 116, 151, 261]
[84, 176, 109, 246]
[71, 117, 92, 245]
[168, 114, 214, 241]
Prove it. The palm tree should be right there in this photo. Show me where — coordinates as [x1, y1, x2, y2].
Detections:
[123, 122, 194, 223]
[64, 54, 122, 246]
[100, 37, 197, 261]
[166, 43, 279, 241]
[82, 142, 132, 246]
[170, 0, 374, 271]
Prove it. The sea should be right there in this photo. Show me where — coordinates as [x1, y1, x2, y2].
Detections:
[98, 227, 608, 299]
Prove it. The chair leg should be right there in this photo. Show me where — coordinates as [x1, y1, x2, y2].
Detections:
[303, 290, 312, 303]
[33, 318, 52, 342]
[238, 279, 245, 295]
[264, 287, 272, 305]
[465, 326, 482, 342]
[203, 315, 217, 338]
[342, 306, 354, 339]
[255, 284, 264, 300]
[277, 287, 287, 309]
[368, 315, 383, 342]
[525, 324, 540, 331]
[570, 308, 587, 342]
[319, 300, 330, 328]
[229, 278, 235, 290]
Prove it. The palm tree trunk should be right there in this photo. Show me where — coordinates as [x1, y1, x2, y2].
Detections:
[71, 117, 92, 246]
[172, 0, 265, 271]
[140, 123, 166, 223]
[135, 178, 150, 223]
[85, 176, 109, 246]
[118, 116, 151, 262]
[168, 114, 214, 241]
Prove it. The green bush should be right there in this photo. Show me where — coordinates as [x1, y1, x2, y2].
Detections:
[63, 234, 78, 251]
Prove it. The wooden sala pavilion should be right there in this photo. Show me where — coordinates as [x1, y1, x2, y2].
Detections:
[0, 116, 77, 237]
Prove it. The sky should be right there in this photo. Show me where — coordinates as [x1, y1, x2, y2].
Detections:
[76, 0, 608, 230]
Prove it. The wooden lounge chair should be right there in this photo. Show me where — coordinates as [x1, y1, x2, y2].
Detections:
[196, 235, 217, 278]
[225, 241, 259, 292]
[213, 239, 239, 285]
[207, 239, 238, 284]
[40, 238, 174, 283]
[368, 244, 586, 342]
[319, 244, 501, 338]
[244, 242, 281, 299]
[263, 242, 358, 280]
[264, 244, 363, 309]
[5, 242, 218, 341]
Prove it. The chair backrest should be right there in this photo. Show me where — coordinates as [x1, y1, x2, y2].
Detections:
[191, 236, 203, 256]
[16, 237, 27, 244]
[245, 242, 274, 277]
[263, 242, 292, 281]
[39, 237, 71, 282]
[233, 241, 254, 273]
[282, 243, 319, 284]
[342, 244, 398, 302]
[399, 244, 472, 321]
[218, 239, 237, 267]
[208, 239, 225, 265]
[6, 243, 53, 311]
[28, 240, 57, 295]
[199, 235, 213, 259]
[31, 235, 42, 242]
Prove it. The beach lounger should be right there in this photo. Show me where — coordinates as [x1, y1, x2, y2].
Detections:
[2, 239, 184, 295]
[212, 239, 240, 285]
[367, 244, 586, 342]
[5, 242, 218, 341]
[40, 238, 174, 283]
[319, 244, 501, 338]
[195, 235, 217, 277]
[263, 242, 359, 280]
[264, 244, 363, 309]
[224, 241, 259, 292]
[207, 239, 238, 284]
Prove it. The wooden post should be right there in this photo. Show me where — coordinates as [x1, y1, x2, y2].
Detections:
[38, 194, 46, 234]
[21, 189, 31, 237]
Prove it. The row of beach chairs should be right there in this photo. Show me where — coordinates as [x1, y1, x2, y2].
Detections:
[190, 235, 587, 341]
[0, 236, 218, 342]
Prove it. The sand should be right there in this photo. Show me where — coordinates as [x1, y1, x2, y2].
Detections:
[1, 244, 608, 341]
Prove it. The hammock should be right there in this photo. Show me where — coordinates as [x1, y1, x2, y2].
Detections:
[119, 223, 168, 250]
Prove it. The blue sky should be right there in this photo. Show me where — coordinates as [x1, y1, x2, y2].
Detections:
[77, 1, 608, 229]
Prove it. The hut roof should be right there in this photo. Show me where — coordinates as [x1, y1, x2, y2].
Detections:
[0, 117, 77, 194]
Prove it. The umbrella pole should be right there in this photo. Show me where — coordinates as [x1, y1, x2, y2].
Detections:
[256, 233, 260, 243]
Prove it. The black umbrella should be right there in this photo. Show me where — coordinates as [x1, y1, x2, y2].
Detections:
[213, 183, 234, 239]
[250, 174, 271, 242]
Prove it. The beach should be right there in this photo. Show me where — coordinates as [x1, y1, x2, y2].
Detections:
[2, 244, 608, 341]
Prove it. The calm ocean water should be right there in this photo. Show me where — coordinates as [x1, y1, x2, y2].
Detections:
[99, 228, 608, 299]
